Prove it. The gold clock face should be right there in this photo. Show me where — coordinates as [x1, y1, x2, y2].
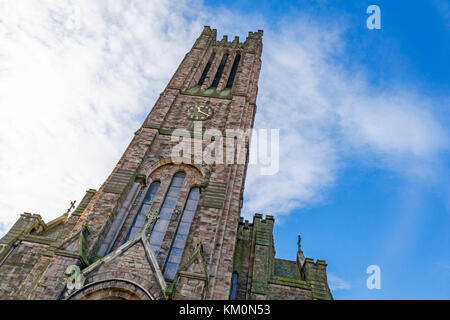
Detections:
[186, 104, 213, 120]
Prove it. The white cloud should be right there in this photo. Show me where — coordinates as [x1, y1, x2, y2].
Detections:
[0, 0, 204, 229]
[0, 1, 447, 233]
[327, 272, 351, 291]
[0, 222, 8, 238]
[242, 15, 448, 218]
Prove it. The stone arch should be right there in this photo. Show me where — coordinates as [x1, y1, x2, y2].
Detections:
[146, 160, 205, 191]
[66, 279, 154, 300]
[145, 157, 211, 180]
[108, 159, 209, 252]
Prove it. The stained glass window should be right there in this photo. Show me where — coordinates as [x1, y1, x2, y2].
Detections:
[210, 53, 229, 88]
[125, 181, 160, 241]
[163, 187, 200, 280]
[225, 54, 241, 89]
[148, 172, 186, 255]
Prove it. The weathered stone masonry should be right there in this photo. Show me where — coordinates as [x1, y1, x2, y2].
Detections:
[0, 26, 332, 300]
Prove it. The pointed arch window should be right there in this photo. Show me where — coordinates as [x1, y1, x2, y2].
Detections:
[209, 53, 229, 88]
[149, 172, 186, 255]
[225, 54, 241, 89]
[163, 187, 200, 280]
[126, 181, 160, 241]
[229, 271, 239, 300]
[198, 52, 216, 86]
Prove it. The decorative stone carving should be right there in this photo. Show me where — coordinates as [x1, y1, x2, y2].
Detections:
[173, 206, 182, 220]
[143, 209, 160, 237]
[64, 265, 84, 298]
[297, 234, 306, 268]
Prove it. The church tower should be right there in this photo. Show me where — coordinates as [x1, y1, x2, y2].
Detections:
[0, 27, 332, 300]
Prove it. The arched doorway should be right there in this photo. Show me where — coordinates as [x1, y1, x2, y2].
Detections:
[66, 279, 154, 300]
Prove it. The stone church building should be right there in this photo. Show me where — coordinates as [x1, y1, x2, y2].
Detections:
[0, 27, 333, 300]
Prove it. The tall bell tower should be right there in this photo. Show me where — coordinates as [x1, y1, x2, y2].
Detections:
[84, 26, 263, 299]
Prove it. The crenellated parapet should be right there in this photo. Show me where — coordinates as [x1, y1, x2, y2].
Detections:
[232, 214, 333, 300]
[169, 25, 263, 101]
[199, 25, 263, 48]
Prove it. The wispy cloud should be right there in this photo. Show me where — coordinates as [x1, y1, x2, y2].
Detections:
[327, 272, 351, 291]
[242, 14, 449, 218]
[433, 0, 450, 28]
[437, 261, 450, 271]
[0, 0, 204, 225]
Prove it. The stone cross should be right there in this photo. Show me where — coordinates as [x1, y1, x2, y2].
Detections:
[143, 208, 160, 237]
[66, 200, 76, 215]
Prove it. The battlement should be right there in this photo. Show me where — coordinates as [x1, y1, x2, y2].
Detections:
[239, 213, 274, 228]
[202, 25, 263, 46]
[237, 215, 328, 267]
[247, 29, 264, 39]
[234, 213, 333, 300]
[304, 257, 328, 266]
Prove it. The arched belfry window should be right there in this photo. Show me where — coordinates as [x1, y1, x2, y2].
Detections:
[163, 187, 200, 280]
[198, 52, 216, 86]
[209, 53, 229, 88]
[229, 271, 239, 300]
[126, 181, 160, 241]
[225, 54, 241, 89]
[149, 172, 186, 254]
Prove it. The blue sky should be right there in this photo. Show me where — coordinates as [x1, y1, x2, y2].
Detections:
[201, 0, 450, 299]
[0, 1, 449, 299]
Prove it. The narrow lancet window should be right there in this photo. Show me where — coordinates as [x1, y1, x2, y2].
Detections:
[229, 271, 239, 300]
[126, 181, 160, 241]
[163, 187, 200, 280]
[198, 52, 216, 86]
[149, 172, 186, 255]
[225, 54, 241, 89]
[209, 53, 229, 88]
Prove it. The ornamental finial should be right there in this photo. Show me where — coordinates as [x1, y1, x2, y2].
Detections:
[66, 200, 76, 215]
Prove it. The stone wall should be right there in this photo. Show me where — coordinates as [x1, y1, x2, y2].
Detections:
[232, 214, 333, 300]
